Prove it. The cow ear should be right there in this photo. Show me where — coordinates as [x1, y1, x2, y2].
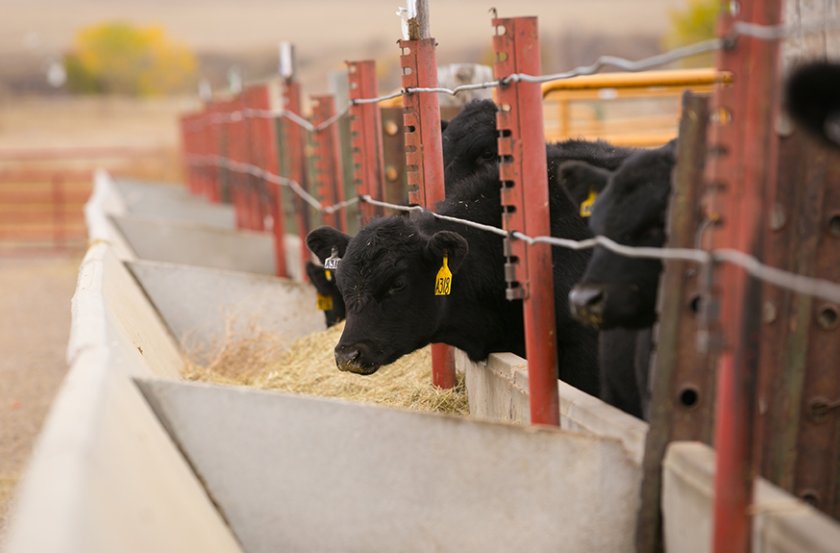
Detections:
[557, 161, 612, 206]
[306, 226, 350, 264]
[425, 231, 469, 272]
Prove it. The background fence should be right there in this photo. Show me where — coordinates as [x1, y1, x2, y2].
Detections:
[0, 146, 177, 255]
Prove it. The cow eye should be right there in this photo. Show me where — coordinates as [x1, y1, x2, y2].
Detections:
[387, 277, 407, 296]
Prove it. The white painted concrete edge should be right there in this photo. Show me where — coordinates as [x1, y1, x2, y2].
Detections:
[111, 177, 236, 229]
[126, 258, 324, 364]
[457, 349, 648, 465]
[1, 243, 243, 553]
[662, 441, 840, 553]
[84, 170, 136, 260]
[137, 376, 642, 553]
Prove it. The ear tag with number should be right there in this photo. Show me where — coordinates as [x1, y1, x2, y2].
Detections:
[324, 269, 333, 282]
[434, 254, 453, 296]
[579, 190, 598, 218]
[316, 293, 334, 311]
[324, 247, 341, 271]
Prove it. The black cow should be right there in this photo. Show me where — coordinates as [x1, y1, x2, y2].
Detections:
[307, 160, 601, 395]
[305, 261, 346, 328]
[568, 141, 677, 329]
[785, 60, 840, 149]
[565, 141, 677, 419]
[442, 99, 638, 189]
[306, 99, 643, 401]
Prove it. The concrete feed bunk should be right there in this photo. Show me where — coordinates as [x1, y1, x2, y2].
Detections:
[2, 173, 839, 553]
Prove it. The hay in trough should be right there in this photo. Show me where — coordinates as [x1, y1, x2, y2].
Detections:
[183, 322, 469, 416]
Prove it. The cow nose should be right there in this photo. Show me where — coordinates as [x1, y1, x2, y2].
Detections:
[569, 285, 605, 310]
[334, 345, 361, 371]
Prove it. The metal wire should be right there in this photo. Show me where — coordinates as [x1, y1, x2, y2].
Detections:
[187, 155, 840, 305]
[185, 17, 840, 134]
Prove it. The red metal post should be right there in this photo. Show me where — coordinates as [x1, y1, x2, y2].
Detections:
[282, 80, 311, 279]
[244, 87, 268, 232]
[492, 16, 559, 426]
[249, 84, 289, 277]
[399, 37, 456, 389]
[311, 95, 347, 231]
[705, 2, 783, 552]
[179, 113, 196, 194]
[207, 101, 223, 203]
[229, 96, 248, 229]
[191, 110, 205, 198]
[346, 60, 386, 226]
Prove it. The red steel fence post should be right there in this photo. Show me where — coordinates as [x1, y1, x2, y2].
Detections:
[179, 113, 197, 195]
[492, 16, 559, 426]
[346, 60, 386, 226]
[400, 37, 456, 389]
[208, 101, 224, 204]
[311, 94, 347, 231]
[244, 86, 268, 232]
[205, 103, 217, 202]
[253, 84, 290, 278]
[704, 1, 783, 552]
[281, 80, 311, 279]
[231, 97, 249, 230]
[194, 109, 207, 199]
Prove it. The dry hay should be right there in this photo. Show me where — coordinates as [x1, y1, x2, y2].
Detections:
[183, 322, 469, 416]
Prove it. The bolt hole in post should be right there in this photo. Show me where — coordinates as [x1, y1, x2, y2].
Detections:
[798, 489, 821, 507]
[817, 304, 840, 330]
[828, 214, 840, 237]
[711, 106, 734, 126]
[689, 294, 703, 314]
[678, 385, 701, 409]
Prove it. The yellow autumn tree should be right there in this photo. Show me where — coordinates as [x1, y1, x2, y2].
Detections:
[663, 0, 721, 67]
[64, 22, 197, 96]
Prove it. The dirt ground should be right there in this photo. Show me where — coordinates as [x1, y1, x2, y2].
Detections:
[0, 253, 83, 534]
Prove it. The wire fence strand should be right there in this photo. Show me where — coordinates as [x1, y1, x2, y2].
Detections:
[185, 17, 840, 134]
[187, 154, 840, 305]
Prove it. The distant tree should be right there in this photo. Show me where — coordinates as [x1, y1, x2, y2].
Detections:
[663, 0, 721, 67]
[64, 22, 197, 96]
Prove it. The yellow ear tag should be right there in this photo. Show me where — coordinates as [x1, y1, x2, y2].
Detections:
[316, 293, 334, 311]
[579, 190, 598, 218]
[325, 269, 333, 282]
[434, 254, 453, 296]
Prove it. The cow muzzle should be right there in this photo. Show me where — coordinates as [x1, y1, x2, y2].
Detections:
[334, 344, 380, 375]
[569, 285, 606, 328]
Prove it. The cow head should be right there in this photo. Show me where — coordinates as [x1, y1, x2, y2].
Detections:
[307, 217, 468, 375]
[568, 142, 676, 329]
[442, 99, 499, 186]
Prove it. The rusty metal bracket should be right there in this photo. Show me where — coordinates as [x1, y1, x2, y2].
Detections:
[399, 38, 445, 209]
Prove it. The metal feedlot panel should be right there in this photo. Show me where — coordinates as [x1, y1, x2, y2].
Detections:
[137, 378, 641, 553]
